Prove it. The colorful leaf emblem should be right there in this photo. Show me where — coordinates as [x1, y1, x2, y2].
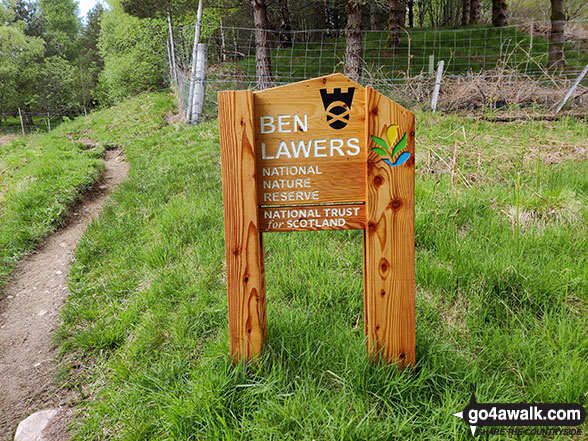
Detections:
[370, 124, 411, 167]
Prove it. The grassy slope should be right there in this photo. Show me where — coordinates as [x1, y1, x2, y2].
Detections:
[227, 25, 588, 84]
[58, 92, 587, 440]
[0, 129, 104, 290]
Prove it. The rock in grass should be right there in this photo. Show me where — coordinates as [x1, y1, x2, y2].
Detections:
[14, 409, 58, 441]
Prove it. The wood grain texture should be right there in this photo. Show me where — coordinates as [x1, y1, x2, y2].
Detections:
[259, 204, 366, 232]
[218, 90, 265, 362]
[364, 86, 415, 368]
[257, 162, 365, 206]
[254, 74, 366, 206]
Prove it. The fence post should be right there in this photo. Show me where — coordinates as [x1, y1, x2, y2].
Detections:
[186, 0, 204, 122]
[431, 60, 444, 112]
[18, 108, 25, 135]
[555, 64, 588, 114]
[47, 113, 51, 131]
[220, 19, 227, 62]
[428, 54, 434, 76]
[167, 10, 178, 87]
[190, 43, 208, 124]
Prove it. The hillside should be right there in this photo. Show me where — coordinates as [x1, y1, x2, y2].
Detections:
[39, 92, 588, 440]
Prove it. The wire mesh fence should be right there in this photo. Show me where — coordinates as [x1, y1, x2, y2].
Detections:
[170, 20, 588, 119]
[0, 110, 87, 135]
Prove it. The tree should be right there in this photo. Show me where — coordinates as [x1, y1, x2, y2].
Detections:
[388, 0, 405, 47]
[0, 2, 44, 119]
[370, 3, 384, 30]
[77, 4, 106, 108]
[462, 0, 470, 25]
[120, 0, 192, 85]
[276, 0, 291, 47]
[252, 0, 273, 89]
[470, 0, 480, 24]
[407, 0, 414, 27]
[96, 7, 167, 104]
[38, 0, 80, 59]
[34, 56, 77, 113]
[12, 0, 46, 37]
[492, 0, 507, 27]
[549, 0, 565, 69]
[344, 0, 362, 82]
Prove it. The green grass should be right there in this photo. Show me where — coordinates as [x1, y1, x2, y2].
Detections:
[223, 25, 588, 85]
[0, 125, 104, 290]
[56, 92, 588, 440]
[0, 115, 71, 135]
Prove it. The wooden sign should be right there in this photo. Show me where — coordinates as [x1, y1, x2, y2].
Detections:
[218, 74, 415, 368]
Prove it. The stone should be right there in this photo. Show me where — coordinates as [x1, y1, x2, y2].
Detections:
[14, 409, 58, 441]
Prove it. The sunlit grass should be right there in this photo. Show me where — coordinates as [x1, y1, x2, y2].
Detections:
[56, 92, 587, 440]
[0, 129, 104, 290]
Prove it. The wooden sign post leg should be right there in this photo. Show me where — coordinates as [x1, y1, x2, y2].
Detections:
[364, 87, 415, 368]
[218, 90, 265, 362]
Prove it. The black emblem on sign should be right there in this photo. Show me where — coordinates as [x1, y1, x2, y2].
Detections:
[319, 87, 355, 130]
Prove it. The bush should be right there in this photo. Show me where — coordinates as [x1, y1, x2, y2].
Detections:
[97, 9, 167, 105]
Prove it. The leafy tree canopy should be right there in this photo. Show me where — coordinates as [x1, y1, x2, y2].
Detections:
[120, 0, 194, 19]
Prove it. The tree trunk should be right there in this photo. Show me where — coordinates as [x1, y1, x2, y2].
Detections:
[24, 105, 34, 126]
[549, 0, 565, 69]
[461, 0, 470, 25]
[277, 0, 291, 48]
[470, 0, 480, 24]
[492, 0, 507, 27]
[252, 0, 273, 89]
[370, 3, 383, 30]
[399, 0, 406, 28]
[344, 0, 362, 82]
[407, 0, 414, 28]
[418, 2, 426, 27]
[388, 0, 404, 47]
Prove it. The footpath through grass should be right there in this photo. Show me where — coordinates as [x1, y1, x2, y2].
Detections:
[0, 128, 104, 290]
[57, 92, 587, 440]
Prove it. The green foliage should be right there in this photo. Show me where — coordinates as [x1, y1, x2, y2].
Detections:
[96, 9, 167, 105]
[35, 56, 77, 112]
[510, 0, 588, 21]
[0, 3, 44, 115]
[38, 0, 80, 60]
[120, 0, 193, 20]
[0, 0, 95, 116]
[55, 93, 588, 440]
[77, 4, 106, 108]
[11, 0, 46, 37]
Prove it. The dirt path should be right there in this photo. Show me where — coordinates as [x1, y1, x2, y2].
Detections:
[0, 148, 128, 440]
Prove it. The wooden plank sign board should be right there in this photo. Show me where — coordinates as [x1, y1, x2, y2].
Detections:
[218, 74, 415, 368]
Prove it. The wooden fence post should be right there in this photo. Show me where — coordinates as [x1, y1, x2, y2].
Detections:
[431, 60, 444, 112]
[18, 108, 25, 135]
[555, 64, 588, 114]
[218, 90, 266, 362]
[364, 86, 415, 368]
